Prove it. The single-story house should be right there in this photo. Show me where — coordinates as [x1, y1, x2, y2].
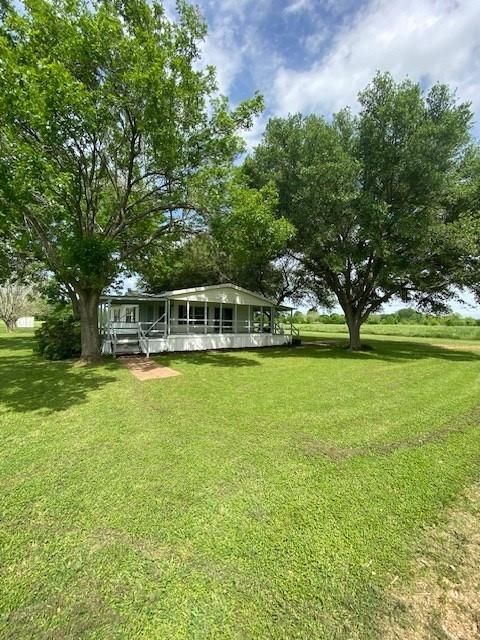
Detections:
[99, 283, 298, 356]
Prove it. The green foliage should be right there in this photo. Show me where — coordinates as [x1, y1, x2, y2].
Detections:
[0, 0, 263, 355]
[246, 72, 477, 348]
[292, 308, 480, 327]
[34, 309, 81, 360]
[298, 322, 480, 342]
[136, 171, 295, 302]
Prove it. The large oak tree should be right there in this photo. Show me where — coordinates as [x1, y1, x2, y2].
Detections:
[0, 0, 262, 358]
[245, 73, 476, 349]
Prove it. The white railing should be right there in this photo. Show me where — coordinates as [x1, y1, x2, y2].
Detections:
[102, 317, 285, 349]
[101, 325, 118, 356]
[168, 319, 275, 334]
[144, 314, 166, 336]
[138, 323, 149, 357]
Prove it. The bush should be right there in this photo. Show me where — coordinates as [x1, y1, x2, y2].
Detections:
[34, 311, 81, 360]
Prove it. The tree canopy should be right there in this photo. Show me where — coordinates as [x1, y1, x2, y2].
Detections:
[135, 172, 295, 302]
[0, 0, 263, 357]
[245, 73, 478, 349]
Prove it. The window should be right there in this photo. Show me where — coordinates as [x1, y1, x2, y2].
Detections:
[110, 304, 138, 324]
[178, 304, 205, 324]
[191, 306, 205, 322]
[178, 304, 187, 324]
[124, 306, 137, 323]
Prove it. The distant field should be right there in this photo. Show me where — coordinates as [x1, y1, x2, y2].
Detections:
[297, 322, 480, 341]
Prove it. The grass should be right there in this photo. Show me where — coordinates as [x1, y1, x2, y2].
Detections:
[1, 331, 480, 639]
[382, 482, 480, 639]
[298, 322, 480, 341]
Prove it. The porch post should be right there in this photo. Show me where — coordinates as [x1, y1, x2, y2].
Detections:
[260, 306, 263, 333]
[290, 308, 293, 336]
[204, 300, 208, 334]
[166, 299, 170, 336]
[219, 302, 223, 334]
[186, 300, 190, 335]
[271, 307, 275, 333]
[248, 305, 251, 333]
[234, 304, 238, 334]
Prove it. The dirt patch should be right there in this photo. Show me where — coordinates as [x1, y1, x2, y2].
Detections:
[88, 528, 176, 562]
[299, 406, 480, 461]
[381, 483, 480, 640]
[432, 342, 480, 353]
[119, 357, 181, 380]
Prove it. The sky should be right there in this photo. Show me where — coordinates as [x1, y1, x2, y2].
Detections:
[186, 0, 480, 146]
[160, 0, 480, 315]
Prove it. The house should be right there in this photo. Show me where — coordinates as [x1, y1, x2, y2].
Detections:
[99, 283, 298, 357]
[16, 316, 35, 328]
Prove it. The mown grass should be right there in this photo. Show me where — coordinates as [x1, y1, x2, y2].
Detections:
[298, 322, 480, 341]
[1, 332, 480, 639]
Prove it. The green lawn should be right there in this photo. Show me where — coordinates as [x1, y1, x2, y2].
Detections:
[1, 332, 480, 639]
[297, 321, 480, 341]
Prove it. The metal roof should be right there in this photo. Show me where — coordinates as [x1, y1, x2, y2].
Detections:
[100, 283, 292, 309]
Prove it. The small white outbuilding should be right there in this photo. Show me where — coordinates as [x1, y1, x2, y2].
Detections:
[15, 316, 35, 329]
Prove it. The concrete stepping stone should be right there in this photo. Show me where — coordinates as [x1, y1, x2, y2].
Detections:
[119, 357, 181, 381]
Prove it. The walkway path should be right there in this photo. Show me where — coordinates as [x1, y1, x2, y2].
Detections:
[119, 357, 181, 381]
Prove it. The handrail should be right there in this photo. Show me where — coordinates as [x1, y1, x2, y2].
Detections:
[144, 314, 166, 336]
[111, 326, 117, 356]
[138, 323, 149, 358]
[103, 325, 117, 356]
[274, 321, 284, 335]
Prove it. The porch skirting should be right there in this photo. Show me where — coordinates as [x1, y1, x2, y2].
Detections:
[149, 333, 291, 353]
[103, 332, 292, 356]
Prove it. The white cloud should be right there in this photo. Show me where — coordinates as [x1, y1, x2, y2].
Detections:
[196, 0, 278, 97]
[200, 17, 245, 95]
[284, 0, 313, 15]
[272, 0, 480, 123]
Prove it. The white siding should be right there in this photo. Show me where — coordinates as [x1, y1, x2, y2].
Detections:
[16, 316, 34, 328]
[167, 286, 274, 307]
[146, 334, 291, 353]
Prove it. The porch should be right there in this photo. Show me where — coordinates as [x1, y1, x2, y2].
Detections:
[99, 284, 297, 357]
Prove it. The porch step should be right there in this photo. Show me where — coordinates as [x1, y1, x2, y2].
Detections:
[115, 343, 142, 355]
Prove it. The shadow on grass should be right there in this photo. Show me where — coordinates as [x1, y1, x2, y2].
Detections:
[0, 334, 36, 351]
[155, 336, 480, 368]
[0, 335, 119, 414]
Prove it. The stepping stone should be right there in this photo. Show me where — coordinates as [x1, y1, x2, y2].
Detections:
[119, 357, 181, 381]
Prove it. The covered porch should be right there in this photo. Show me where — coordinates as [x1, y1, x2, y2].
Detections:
[99, 284, 297, 356]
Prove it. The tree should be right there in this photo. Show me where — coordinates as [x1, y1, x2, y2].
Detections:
[0, 0, 262, 358]
[136, 172, 295, 303]
[0, 280, 39, 330]
[441, 146, 480, 302]
[245, 73, 475, 349]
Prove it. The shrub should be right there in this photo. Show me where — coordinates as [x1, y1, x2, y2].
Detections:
[34, 311, 81, 360]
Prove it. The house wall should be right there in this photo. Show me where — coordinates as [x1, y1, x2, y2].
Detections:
[167, 286, 275, 307]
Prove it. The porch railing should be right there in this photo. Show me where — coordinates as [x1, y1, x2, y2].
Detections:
[102, 316, 291, 342]
[138, 324, 149, 357]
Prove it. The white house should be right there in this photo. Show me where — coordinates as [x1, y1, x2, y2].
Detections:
[99, 283, 297, 356]
[15, 316, 35, 328]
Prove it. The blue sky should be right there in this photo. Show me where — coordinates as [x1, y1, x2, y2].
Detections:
[162, 0, 480, 315]
[181, 0, 480, 149]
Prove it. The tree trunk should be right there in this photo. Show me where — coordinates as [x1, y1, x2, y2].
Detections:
[4, 319, 15, 331]
[77, 289, 101, 360]
[345, 313, 363, 351]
